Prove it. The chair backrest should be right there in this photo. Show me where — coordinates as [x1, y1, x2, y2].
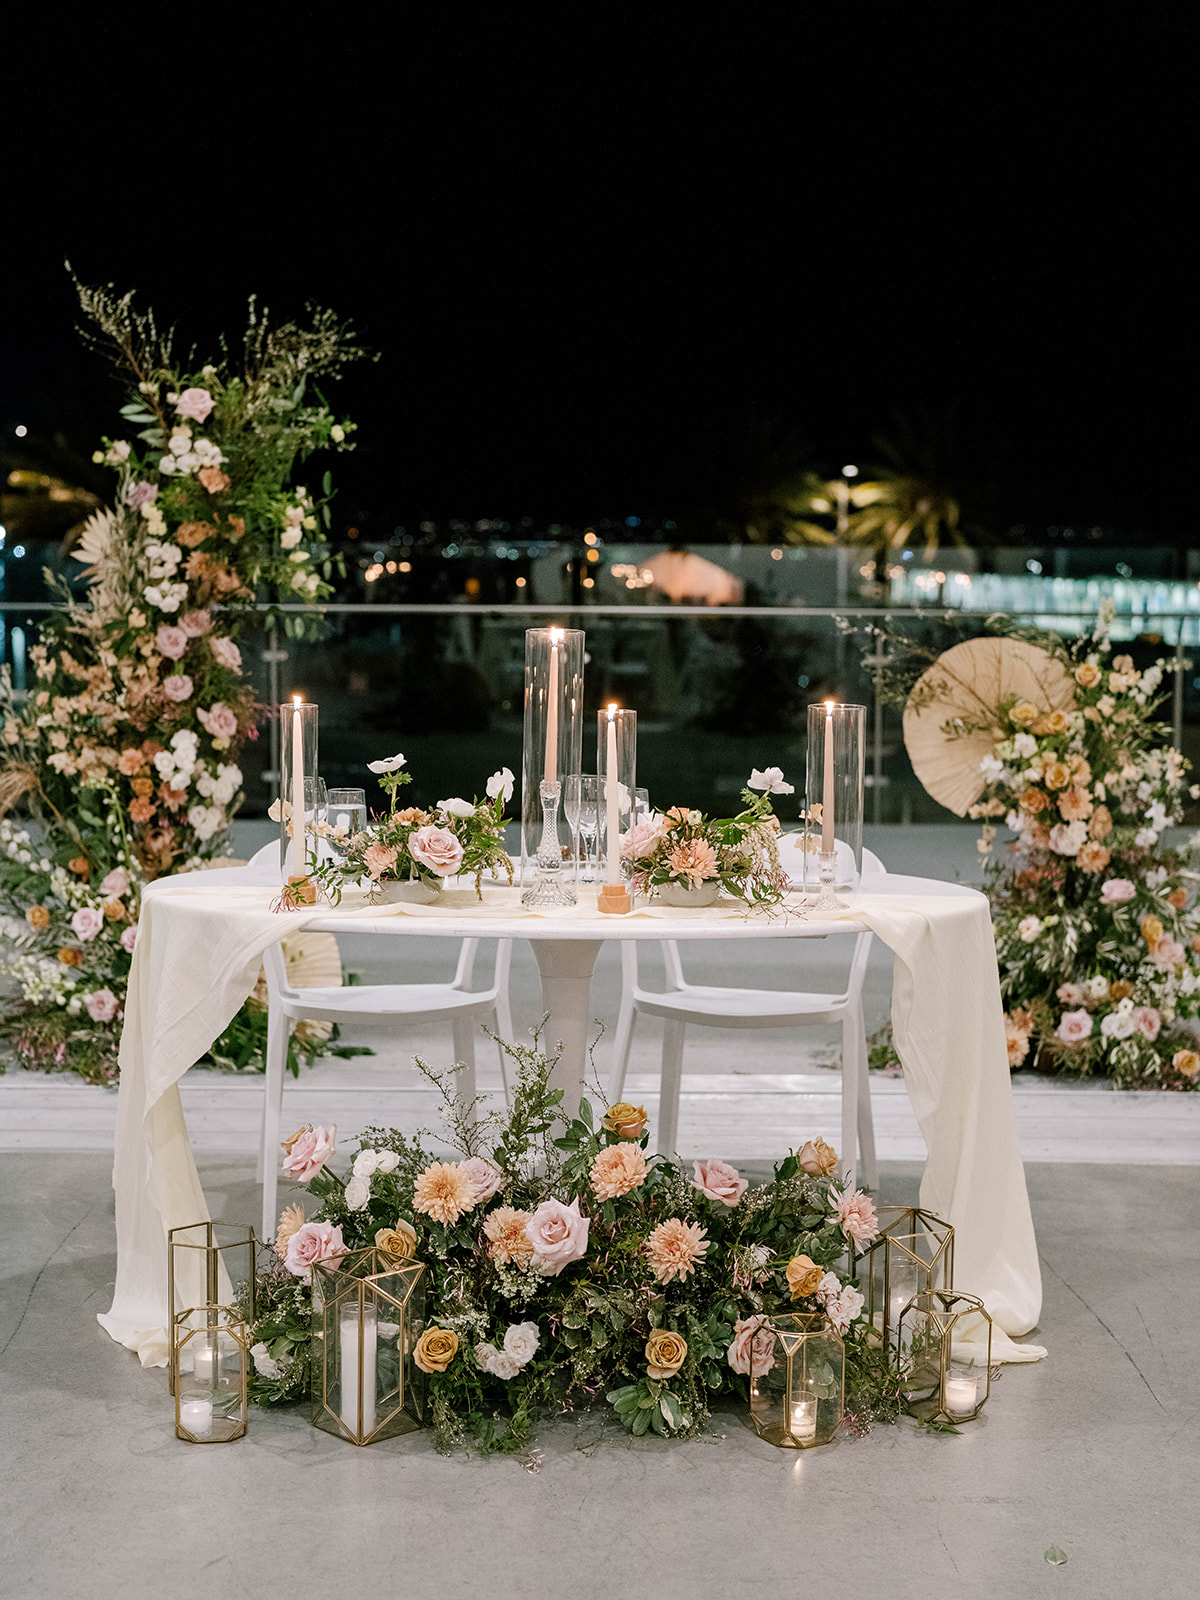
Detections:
[180, 841, 280, 888]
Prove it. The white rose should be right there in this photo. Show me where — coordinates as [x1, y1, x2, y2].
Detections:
[193, 439, 225, 466]
[374, 1150, 400, 1173]
[353, 1149, 383, 1178]
[154, 750, 177, 779]
[438, 797, 476, 818]
[331, 424, 345, 442]
[105, 441, 131, 465]
[250, 1342, 282, 1379]
[169, 432, 192, 456]
[1018, 915, 1042, 943]
[1013, 732, 1037, 758]
[502, 1321, 540, 1367]
[187, 804, 223, 841]
[1086, 975, 1109, 1000]
[343, 1173, 371, 1210]
[175, 452, 201, 474]
[157, 456, 178, 476]
[1100, 1010, 1136, 1039]
[1134, 829, 1158, 849]
[281, 527, 303, 549]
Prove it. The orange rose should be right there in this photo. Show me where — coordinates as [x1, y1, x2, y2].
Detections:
[175, 521, 215, 548]
[198, 466, 231, 495]
[602, 1102, 648, 1139]
[57, 947, 83, 967]
[645, 1328, 688, 1379]
[1109, 979, 1134, 1002]
[1044, 762, 1071, 791]
[1173, 1050, 1200, 1079]
[25, 905, 51, 929]
[785, 1254, 824, 1298]
[1089, 806, 1113, 840]
[1019, 787, 1048, 814]
[1168, 888, 1188, 911]
[68, 856, 90, 880]
[131, 777, 154, 798]
[102, 898, 126, 922]
[413, 1327, 458, 1374]
[1010, 702, 1039, 728]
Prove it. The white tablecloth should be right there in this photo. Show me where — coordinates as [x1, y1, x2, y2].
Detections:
[98, 876, 1044, 1366]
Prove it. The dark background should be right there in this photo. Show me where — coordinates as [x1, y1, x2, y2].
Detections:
[2, 14, 1194, 543]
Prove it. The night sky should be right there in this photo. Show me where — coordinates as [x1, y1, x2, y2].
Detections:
[4, 17, 1194, 543]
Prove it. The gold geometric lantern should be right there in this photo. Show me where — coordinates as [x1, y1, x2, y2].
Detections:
[310, 1247, 427, 1446]
[749, 1312, 844, 1450]
[172, 1304, 250, 1442]
[897, 1291, 992, 1423]
[167, 1220, 256, 1414]
[855, 1206, 954, 1346]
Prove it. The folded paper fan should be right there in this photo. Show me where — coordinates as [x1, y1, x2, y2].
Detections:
[902, 637, 1076, 816]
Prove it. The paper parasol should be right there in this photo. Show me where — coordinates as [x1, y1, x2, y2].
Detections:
[902, 637, 1076, 816]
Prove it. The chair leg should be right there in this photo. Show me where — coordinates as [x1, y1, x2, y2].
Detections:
[260, 1006, 291, 1244]
[451, 1016, 477, 1121]
[609, 991, 637, 1102]
[840, 1013, 859, 1192]
[657, 1019, 686, 1157]
[493, 941, 515, 1106]
[853, 1001, 879, 1191]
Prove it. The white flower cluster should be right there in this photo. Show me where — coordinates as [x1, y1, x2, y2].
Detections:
[195, 762, 243, 808]
[153, 729, 201, 790]
[157, 426, 227, 479]
[344, 1145, 401, 1210]
[143, 540, 188, 613]
[475, 1321, 540, 1379]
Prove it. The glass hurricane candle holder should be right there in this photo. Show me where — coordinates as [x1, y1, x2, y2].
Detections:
[897, 1291, 992, 1423]
[167, 1222, 256, 1395]
[279, 699, 319, 882]
[854, 1206, 954, 1348]
[310, 1247, 427, 1446]
[520, 627, 585, 904]
[597, 706, 636, 907]
[749, 1312, 844, 1450]
[805, 702, 865, 904]
[173, 1304, 250, 1442]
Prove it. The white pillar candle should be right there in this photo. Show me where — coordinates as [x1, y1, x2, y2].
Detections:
[606, 705, 620, 886]
[789, 1397, 817, 1439]
[944, 1375, 978, 1414]
[289, 696, 305, 878]
[340, 1309, 377, 1438]
[179, 1398, 213, 1438]
[544, 630, 561, 781]
[822, 701, 835, 853]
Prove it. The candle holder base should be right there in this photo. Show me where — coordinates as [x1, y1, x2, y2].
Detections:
[597, 884, 632, 915]
[812, 852, 846, 914]
[521, 780, 577, 908]
[271, 874, 323, 913]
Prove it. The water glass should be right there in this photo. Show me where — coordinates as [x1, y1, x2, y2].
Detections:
[565, 774, 601, 882]
[326, 787, 368, 855]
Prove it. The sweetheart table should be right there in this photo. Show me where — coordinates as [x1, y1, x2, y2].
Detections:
[98, 872, 1045, 1367]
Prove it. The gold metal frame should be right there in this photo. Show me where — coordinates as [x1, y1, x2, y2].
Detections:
[897, 1290, 992, 1423]
[749, 1311, 845, 1450]
[167, 1220, 256, 1395]
[311, 1247, 427, 1446]
[173, 1303, 250, 1442]
[854, 1205, 954, 1346]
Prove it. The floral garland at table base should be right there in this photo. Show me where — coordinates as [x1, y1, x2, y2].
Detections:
[245, 1036, 905, 1454]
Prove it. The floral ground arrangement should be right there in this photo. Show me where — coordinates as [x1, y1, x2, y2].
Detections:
[246, 1037, 902, 1453]
[865, 604, 1200, 1090]
[0, 276, 367, 1082]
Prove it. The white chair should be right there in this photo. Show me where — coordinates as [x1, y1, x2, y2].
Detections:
[608, 847, 887, 1186]
[188, 845, 514, 1240]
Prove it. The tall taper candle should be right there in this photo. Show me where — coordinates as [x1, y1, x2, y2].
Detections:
[606, 704, 620, 885]
[290, 696, 305, 878]
[544, 629, 561, 781]
[822, 700, 835, 853]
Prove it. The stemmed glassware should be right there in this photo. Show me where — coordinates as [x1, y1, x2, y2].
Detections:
[565, 774, 601, 883]
[326, 786, 368, 858]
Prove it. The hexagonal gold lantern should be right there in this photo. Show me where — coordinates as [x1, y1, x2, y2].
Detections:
[173, 1305, 250, 1442]
[749, 1312, 844, 1449]
[311, 1247, 427, 1445]
[897, 1291, 992, 1423]
[854, 1206, 954, 1346]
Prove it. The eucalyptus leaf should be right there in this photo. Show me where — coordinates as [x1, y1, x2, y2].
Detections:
[1044, 1547, 1067, 1567]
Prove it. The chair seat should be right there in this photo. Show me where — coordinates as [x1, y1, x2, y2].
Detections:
[278, 982, 500, 1022]
[631, 986, 850, 1026]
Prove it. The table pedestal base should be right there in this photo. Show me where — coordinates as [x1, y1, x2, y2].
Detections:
[531, 939, 604, 1123]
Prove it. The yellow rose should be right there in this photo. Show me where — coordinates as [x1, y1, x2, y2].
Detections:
[1074, 662, 1101, 688]
[785, 1254, 824, 1299]
[375, 1220, 418, 1262]
[25, 905, 51, 930]
[797, 1137, 838, 1176]
[1010, 701, 1038, 728]
[602, 1102, 648, 1140]
[102, 898, 126, 922]
[413, 1327, 459, 1374]
[1044, 762, 1071, 791]
[1173, 1050, 1200, 1079]
[1108, 979, 1134, 1002]
[1019, 787, 1048, 814]
[645, 1327, 688, 1379]
[57, 946, 83, 967]
[1140, 915, 1164, 950]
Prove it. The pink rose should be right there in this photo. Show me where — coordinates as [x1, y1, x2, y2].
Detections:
[727, 1313, 776, 1377]
[524, 1196, 590, 1276]
[1101, 878, 1137, 905]
[281, 1123, 337, 1182]
[1151, 937, 1185, 971]
[620, 818, 665, 860]
[121, 924, 139, 953]
[1056, 1008, 1093, 1044]
[100, 867, 130, 898]
[409, 825, 464, 878]
[180, 609, 212, 638]
[71, 907, 104, 942]
[363, 841, 399, 880]
[163, 674, 193, 703]
[174, 387, 215, 424]
[124, 480, 158, 509]
[1056, 982, 1086, 1005]
[197, 702, 238, 740]
[1133, 1005, 1162, 1040]
[461, 1155, 504, 1201]
[85, 988, 120, 1023]
[692, 1157, 748, 1208]
[284, 1220, 347, 1282]
[832, 1185, 879, 1243]
[156, 625, 188, 661]
[209, 636, 242, 672]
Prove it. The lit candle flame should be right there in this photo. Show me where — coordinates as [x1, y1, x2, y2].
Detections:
[607, 703, 617, 721]
[293, 694, 303, 706]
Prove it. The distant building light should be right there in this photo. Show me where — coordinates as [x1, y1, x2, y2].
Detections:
[385, 560, 397, 573]
[586, 548, 599, 562]
[398, 561, 412, 573]
[771, 549, 783, 561]
[583, 531, 598, 546]
[902, 550, 914, 560]
[581, 576, 595, 588]
[14, 425, 27, 438]
[1026, 559, 1043, 574]
[364, 563, 383, 582]
[515, 576, 527, 588]
[797, 673, 811, 688]
[13, 544, 25, 558]
[842, 464, 858, 478]
[625, 516, 641, 527]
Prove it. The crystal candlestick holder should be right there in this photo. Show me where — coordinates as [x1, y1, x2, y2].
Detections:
[521, 778, 576, 907]
[813, 850, 844, 913]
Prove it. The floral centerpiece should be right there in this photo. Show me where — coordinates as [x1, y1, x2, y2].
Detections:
[0, 275, 367, 1082]
[311, 758, 514, 903]
[621, 767, 794, 909]
[244, 1036, 900, 1453]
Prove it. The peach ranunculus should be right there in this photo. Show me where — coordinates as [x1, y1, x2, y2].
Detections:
[274, 1202, 306, 1258]
[118, 747, 145, 776]
[525, 1196, 590, 1276]
[129, 798, 156, 823]
[1056, 1009, 1093, 1044]
[1172, 1049, 1200, 1078]
[590, 1142, 649, 1201]
[601, 1102, 648, 1139]
[1058, 787, 1094, 822]
[797, 1137, 838, 1177]
[645, 1328, 688, 1380]
[483, 1206, 535, 1266]
[460, 1155, 504, 1201]
[1101, 878, 1136, 904]
[1043, 761, 1071, 791]
[408, 825, 464, 878]
[666, 838, 719, 884]
[198, 466, 231, 494]
[691, 1157, 749, 1207]
[1168, 887, 1188, 911]
[413, 1327, 459, 1374]
[1005, 1015, 1032, 1067]
[1075, 662, 1102, 688]
[1089, 805, 1113, 840]
[375, 1220, 418, 1261]
[785, 1254, 824, 1298]
[413, 1161, 479, 1226]
[831, 1186, 878, 1244]
[25, 905, 50, 929]
[1009, 702, 1039, 728]
[1076, 842, 1111, 873]
[645, 1217, 710, 1284]
[362, 841, 399, 880]
[175, 521, 213, 548]
[280, 1123, 337, 1182]
[284, 1220, 347, 1281]
[727, 1313, 776, 1377]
